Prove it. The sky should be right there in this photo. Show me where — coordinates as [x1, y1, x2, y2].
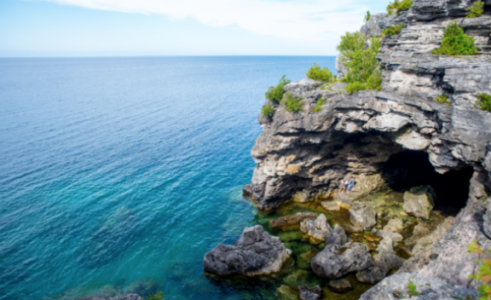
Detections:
[0, 0, 389, 57]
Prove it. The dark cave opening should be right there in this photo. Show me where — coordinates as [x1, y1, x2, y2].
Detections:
[382, 150, 474, 211]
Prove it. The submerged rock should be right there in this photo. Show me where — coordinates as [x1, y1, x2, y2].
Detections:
[403, 186, 435, 220]
[300, 214, 332, 244]
[297, 249, 319, 270]
[270, 213, 318, 231]
[328, 279, 353, 293]
[203, 225, 291, 277]
[311, 242, 374, 279]
[321, 201, 340, 212]
[299, 286, 322, 300]
[276, 285, 299, 300]
[349, 202, 377, 229]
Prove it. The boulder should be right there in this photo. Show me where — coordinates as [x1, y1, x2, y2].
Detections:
[357, 237, 404, 284]
[403, 186, 436, 219]
[300, 214, 332, 244]
[372, 229, 403, 242]
[311, 242, 374, 279]
[203, 225, 291, 276]
[299, 286, 322, 300]
[321, 201, 340, 212]
[293, 190, 310, 203]
[359, 273, 478, 300]
[270, 213, 318, 231]
[383, 219, 404, 232]
[325, 225, 348, 246]
[349, 202, 377, 229]
[328, 279, 353, 293]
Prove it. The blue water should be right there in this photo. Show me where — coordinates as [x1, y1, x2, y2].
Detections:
[0, 56, 336, 300]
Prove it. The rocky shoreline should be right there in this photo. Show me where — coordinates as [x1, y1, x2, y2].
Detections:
[204, 0, 491, 298]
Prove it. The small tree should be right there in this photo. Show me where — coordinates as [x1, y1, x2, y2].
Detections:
[387, 0, 413, 15]
[467, 1, 484, 18]
[261, 104, 275, 117]
[281, 92, 303, 112]
[365, 11, 371, 22]
[432, 22, 477, 55]
[468, 242, 491, 300]
[312, 98, 326, 113]
[306, 63, 334, 82]
[382, 23, 405, 36]
[265, 75, 291, 104]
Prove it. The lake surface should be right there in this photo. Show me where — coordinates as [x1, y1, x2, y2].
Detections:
[0, 56, 336, 300]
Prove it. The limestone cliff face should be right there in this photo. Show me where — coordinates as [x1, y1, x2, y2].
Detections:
[247, 0, 491, 290]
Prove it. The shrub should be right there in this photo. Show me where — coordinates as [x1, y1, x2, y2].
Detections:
[312, 98, 326, 113]
[434, 94, 451, 105]
[468, 241, 491, 300]
[146, 291, 164, 300]
[407, 281, 419, 297]
[365, 11, 371, 22]
[261, 104, 275, 117]
[265, 75, 291, 104]
[432, 22, 477, 55]
[337, 32, 382, 93]
[282, 92, 303, 112]
[467, 1, 484, 18]
[307, 63, 334, 82]
[382, 23, 405, 36]
[476, 93, 491, 112]
[387, 0, 413, 15]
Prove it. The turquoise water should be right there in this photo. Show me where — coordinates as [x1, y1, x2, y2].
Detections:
[0, 56, 336, 300]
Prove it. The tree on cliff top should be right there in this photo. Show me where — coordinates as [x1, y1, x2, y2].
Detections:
[337, 32, 382, 93]
[432, 22, 477, 55]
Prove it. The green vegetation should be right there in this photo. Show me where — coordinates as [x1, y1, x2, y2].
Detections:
[265, 75, 291, 104]
[365, 11, 371, 22]
[382, 23, 405, 36]
[146, 291, 164, 300]
[434, 94, 451, 105]
[312, 98, 326, 113]
[476, 93, 491, 112]
[306, 63, 334, 82]
[337, 32, 382, 93]
[387, 0, 413, 15]
[467, 1, 484, 18]
[281, 92, 303, 112]
[261, 104, 275, 117]
[468, 241, 491, 300]
[407, 281, 420, 297]
[432, 22, 477, 55]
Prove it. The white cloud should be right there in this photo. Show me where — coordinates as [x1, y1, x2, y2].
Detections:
[41, 0, 370, 44]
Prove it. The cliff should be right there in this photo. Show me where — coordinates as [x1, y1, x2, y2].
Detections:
[246, 0, 491, 293]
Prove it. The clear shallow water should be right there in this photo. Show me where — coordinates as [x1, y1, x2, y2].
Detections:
[0, 56, 336, 300]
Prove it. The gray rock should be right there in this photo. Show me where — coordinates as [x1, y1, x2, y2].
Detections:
[325, 224, 348, 246]
[360, 273, 478, 300]
[299, 286, 322, 300]
[321, 201, 340, 211]
[203, 225, 291, 276]
[403, 186, 436, 219]
[349, 202, 377, 229]
[357, 237, 404, 284]
[360, 12, 389, 37]
[328, 279, 353, 293]
[372, 229, 403, 242]
[300, 214, 332, 244]
[382, 219, 403, 232]
[483, 198, 491, 239]
[311, 242, 374, 279]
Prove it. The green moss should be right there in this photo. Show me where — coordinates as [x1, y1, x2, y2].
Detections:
[265, 75, 291, 104]
[387, 0, 413, 15]
[279, 231, 303, 243]
[276, 285, 299, 300]
[467, 1, 484, 18]
[261, 104, 275, 117]
[307, 63, 334, 82]
[281, 92, 303, 113]
[297, 249, 319, 269]
[476, 93, 491, 112]
[382, 23, 404, 36]
[312, 98, 326, 113]
[337, 32, 382, 93]
[146, 292, 164, 300]
[432, 22, 477, 55]
[434, 94, 451, 105]
[407, 281, 419, 296]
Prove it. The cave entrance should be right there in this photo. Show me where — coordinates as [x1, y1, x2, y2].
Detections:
[382, 150, 473, 211]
